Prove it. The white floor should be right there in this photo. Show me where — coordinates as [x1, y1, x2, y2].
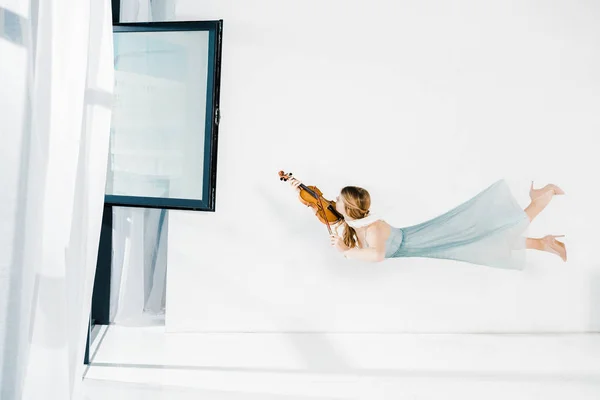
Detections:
[81, 325, 600, 400]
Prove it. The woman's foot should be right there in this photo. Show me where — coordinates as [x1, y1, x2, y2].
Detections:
[540, 235, 567, 262]
[530, 181, 565, 201]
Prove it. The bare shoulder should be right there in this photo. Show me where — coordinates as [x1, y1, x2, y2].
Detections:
[365, 220, 391, 243]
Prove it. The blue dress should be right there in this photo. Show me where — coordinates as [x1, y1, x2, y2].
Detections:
[383, 179, 530, 270]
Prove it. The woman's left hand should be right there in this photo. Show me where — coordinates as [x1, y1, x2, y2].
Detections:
[330, 234, 349, 252]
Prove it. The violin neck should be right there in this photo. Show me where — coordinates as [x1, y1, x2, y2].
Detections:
[298, 183, 318, 199]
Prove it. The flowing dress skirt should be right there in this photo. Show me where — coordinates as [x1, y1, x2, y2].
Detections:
[385, 180, 530, 270]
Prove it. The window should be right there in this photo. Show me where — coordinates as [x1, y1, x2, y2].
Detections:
[105, 21, 222, 211]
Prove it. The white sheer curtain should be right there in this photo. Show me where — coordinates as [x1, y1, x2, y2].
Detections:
[0, 0, 113, 399]
[108, 0, 172, 327]
[120, 0, 176, 22]
[110, 207, 168, 326]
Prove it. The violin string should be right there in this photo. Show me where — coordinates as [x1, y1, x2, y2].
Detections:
[316, 194, 333, 235]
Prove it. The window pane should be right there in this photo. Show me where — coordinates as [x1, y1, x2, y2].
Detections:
[106, 30, 209, 201]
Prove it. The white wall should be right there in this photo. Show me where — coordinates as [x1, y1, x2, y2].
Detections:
[166, 0, 600, 333]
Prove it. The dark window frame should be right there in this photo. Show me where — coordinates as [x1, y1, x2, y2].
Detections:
[105, 20, 223, 212]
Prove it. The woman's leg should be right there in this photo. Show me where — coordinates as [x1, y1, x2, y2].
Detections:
[526, 236, 567, 261]
[524, 191, 554, 221]
[529, 182, 564, 201]
[524, 182, 564, 222]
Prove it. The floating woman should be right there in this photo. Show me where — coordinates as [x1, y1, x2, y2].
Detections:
[289, 178, 566, 269]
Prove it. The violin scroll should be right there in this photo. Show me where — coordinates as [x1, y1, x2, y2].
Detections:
[279, 170, 292, 182]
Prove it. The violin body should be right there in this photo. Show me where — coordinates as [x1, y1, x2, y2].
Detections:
[279, 171, 344, 228]
[298, 184, 343, 225]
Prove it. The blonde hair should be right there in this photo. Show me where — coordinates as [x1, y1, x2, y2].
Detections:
[339, 186, 371, 248]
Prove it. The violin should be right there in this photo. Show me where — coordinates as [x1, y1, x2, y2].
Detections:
[279, 170, 345, 234]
